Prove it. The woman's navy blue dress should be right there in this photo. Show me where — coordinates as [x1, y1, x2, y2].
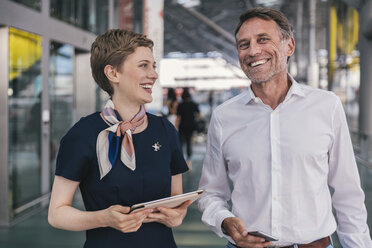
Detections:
[55, 112, 188, 248]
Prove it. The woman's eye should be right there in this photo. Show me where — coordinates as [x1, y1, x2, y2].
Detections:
[139, 64, 147, 68]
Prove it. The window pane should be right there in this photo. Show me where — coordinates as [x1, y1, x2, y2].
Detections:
[49, 42, 75, 179]
[95, 0, 109, 34]
[113, 0, 143, 33]
[8, 27, 42, 214]
[10, 0, 41, 11]
[50, 0, 108, 34]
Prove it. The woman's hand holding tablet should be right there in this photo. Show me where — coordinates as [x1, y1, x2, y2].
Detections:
[129, 189, 204, 213]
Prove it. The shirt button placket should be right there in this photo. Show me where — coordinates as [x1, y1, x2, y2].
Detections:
[270, 110, 281, 238]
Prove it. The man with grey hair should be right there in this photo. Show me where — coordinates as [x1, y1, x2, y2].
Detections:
[198, 7, 372, 248]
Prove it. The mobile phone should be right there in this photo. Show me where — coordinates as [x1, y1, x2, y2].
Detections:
[248, 231, 278, 242]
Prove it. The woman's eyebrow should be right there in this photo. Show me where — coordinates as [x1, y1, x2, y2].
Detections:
[137, 59, 156, 64]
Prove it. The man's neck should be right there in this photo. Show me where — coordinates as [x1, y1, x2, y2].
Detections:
[251, 72, 291, 110]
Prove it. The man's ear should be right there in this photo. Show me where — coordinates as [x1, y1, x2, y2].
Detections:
[104, 65, 119, 84]
[286, 37, 295, 57]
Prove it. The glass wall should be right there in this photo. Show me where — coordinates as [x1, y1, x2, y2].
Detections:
[10, 0, 41, 11]
[114, 0, 143, 33]
[328, 2, 360, 131]
[8, 27, 42, 217]
[133, 0, 144, 33]
[50, 0, 109, 34]
[49, 41, 75, 180]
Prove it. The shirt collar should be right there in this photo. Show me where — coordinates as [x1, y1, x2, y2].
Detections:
[239, 74, 305, 105]
[286, 74, 305, 99]
[237, 88, 255, 105]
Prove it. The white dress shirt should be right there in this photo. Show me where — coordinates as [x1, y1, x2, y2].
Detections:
[198, 76, 372, 247]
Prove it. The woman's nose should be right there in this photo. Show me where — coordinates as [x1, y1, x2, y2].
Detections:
[149, 67, 158, 80]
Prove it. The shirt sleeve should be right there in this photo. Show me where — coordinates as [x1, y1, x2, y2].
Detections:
[166, 118, 188, 175]
[55, 119, 92, 182]
[198, 112, 235, 238]
[328, 96, 372, 247]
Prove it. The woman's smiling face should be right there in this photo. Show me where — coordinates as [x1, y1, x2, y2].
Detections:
[114, 46, 158, 105]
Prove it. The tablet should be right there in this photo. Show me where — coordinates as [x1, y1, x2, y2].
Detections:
[129, 189, 204, 213]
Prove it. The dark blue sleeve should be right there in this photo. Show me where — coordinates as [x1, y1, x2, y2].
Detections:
[176, 103, 182, 116]
[194, 102, 200, 113]
[163, 117, 188, 175]
[55, 119, 92, 182]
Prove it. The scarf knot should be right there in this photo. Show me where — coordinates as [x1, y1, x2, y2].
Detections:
[96, 100, 146, 179]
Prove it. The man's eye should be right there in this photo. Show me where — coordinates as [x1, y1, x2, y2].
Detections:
[239, 43, 249, 49]
[258, 38, 268, 43]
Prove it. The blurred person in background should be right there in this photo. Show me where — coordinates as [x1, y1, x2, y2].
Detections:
[208, 90, 214, 113]
[198, 7, 371, 248]
[165, 88, 178, 126]
[48, 29, 191, 248]
[175, 87, 200, 169]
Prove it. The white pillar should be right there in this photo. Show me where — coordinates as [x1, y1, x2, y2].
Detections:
[358, 0, 372, 158]
[307, 0, 319, 88]
[143, 0, 164, 114]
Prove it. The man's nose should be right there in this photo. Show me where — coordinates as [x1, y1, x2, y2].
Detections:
[247, 42, 261, 56]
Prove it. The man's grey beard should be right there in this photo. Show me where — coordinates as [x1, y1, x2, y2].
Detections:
[243, 61, 287, 85]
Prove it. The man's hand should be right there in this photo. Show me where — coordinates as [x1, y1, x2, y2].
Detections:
[222, 217, 273, 248]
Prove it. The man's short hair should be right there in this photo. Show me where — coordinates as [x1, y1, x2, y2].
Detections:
[90, 29, 153, 96]
[234, 7, 294, 40]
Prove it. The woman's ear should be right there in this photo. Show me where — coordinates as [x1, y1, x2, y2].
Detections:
[104, 65, 119, 84]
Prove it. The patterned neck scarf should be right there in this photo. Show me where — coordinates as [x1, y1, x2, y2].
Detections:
[96, 100, 146, 179]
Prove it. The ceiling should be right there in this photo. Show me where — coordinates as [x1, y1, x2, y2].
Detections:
[164, 0, 331, 71]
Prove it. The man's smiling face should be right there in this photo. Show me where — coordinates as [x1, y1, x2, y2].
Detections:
[236, 17, 294, 84]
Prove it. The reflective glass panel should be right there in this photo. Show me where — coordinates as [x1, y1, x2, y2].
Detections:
[49, 42, 75, 180]
[113, 0, 143, 33]
[133, 0, 143, 33]
[50, 0, 108, 34]
[10, 0, 41, 11]
[8, 27, 42, 214]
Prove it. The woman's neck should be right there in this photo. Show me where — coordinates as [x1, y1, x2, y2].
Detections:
[111, 98, 141, 122]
